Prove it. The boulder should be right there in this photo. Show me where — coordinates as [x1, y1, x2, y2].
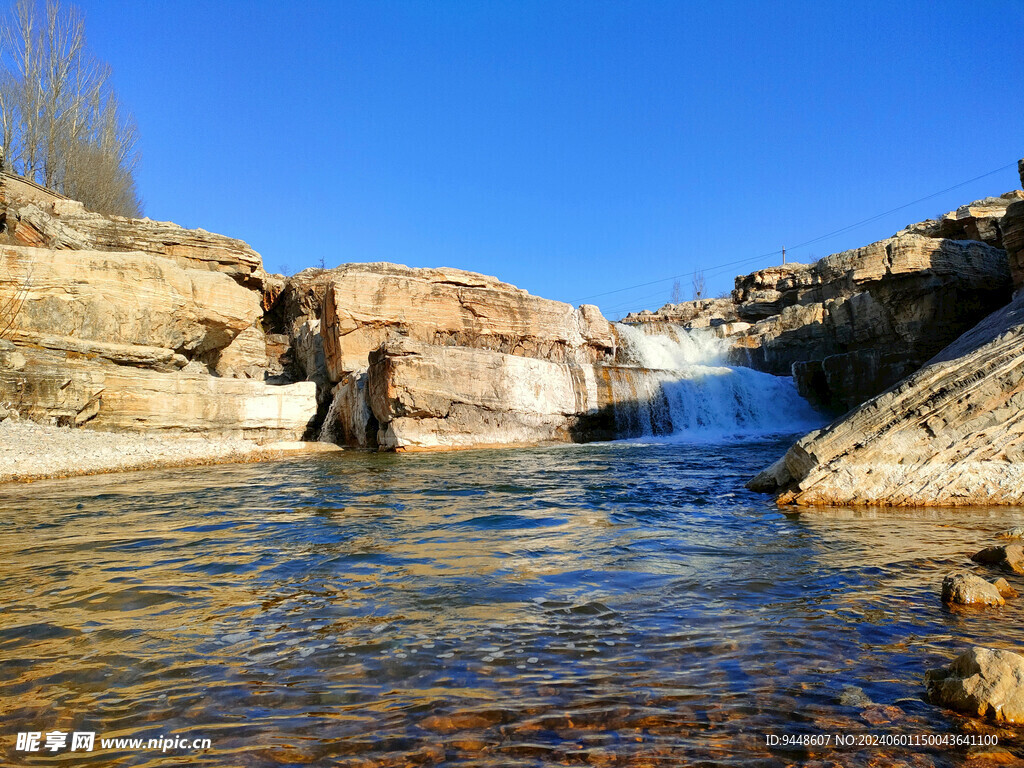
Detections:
[926, 647, 1024, 723]
[320, 263, 615, 383]
[941, 571, 1005, 606]
[366, 338, 616, 451]
[972, 545, 1024, 575]
[750, 290, 1024, 506]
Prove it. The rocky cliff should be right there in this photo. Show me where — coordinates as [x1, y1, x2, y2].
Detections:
[0, 173, 317, 439]
[624, 189, 1022, 413]
[749, 289, 1024, 506]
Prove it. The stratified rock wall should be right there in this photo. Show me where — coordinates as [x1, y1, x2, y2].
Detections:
[0, 174, 318, 439]
[749, 291, 1024, 506]
[624, 195, 1019, 413]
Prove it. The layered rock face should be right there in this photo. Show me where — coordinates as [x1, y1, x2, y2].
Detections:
[366, 339, 617, 450]
[749, 291, 1024, 506]
[0, 174, 317, 439]
[1003, 161, 1024, 291]
[310, 262, 618, 449]
[625, 195, 1019, 413]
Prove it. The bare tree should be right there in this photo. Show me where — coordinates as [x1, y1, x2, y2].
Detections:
[669, 279, 681, 304]
[0, 0, 140, 216]
[691, 270, 706, 301]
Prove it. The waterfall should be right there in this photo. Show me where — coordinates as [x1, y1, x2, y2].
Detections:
[610, 323, 822, 439]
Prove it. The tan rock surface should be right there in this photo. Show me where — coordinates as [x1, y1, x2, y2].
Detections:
[941, 571, 1006, 606]
[0, 345, 316, 439]
[321, 263, 615, 382]
[1, 244, 262, 367]
[1, 175, 263, 286]
[926, 647, 1024, 723]
[749, 291, 1024, 506]
[366, 338, 614, 451]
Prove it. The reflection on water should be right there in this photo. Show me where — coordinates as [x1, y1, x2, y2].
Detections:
[2, 441, 1024, 766]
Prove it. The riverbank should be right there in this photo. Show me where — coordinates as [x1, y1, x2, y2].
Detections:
[0, 419, 342, 484]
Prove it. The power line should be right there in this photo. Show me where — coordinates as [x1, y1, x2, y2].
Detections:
[572, 161, 1019, 305]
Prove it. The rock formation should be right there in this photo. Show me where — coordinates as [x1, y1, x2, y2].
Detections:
[1003, 161, 1024, 291]
[926, 647, 1024, 723]
[365, 338, 617, 451]
[306, 262, 618, 448]
[748, 290, 1024, 506]
[0, 173, 317, 439]
[625, 191, 1022, 413]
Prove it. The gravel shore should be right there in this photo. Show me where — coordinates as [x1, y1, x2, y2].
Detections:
[0, 419, 342, 483]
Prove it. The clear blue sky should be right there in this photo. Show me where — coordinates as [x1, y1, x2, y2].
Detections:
[76, 0, 1023, 319]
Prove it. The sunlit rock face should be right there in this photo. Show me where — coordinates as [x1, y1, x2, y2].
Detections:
[0, 174, 318, 438]
[624, 192, 1022, 413]
[320, 262, 616, 383]
[312, 262, 619, 448]
[749, 291, 1024, 506]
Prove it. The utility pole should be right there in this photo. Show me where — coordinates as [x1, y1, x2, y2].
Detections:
[782, 246, 786, 266]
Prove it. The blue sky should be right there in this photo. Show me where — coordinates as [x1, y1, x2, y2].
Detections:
[76, 0, 1023, 318]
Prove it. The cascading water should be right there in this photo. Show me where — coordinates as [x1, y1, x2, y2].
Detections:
[611, 323, 823, 439]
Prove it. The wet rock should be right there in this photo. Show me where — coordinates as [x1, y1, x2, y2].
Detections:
[972, 545, 1024, 575]
[994, 578, 1019, 599]
[926, 647, 1024, 723]
[839, 685, 873, 708]
[965, 745, 1024, 766]
[999, 526, 1024, 539]
[419, 709, 506, 734]
[942, 571, 1006, 606]
[859, 704, 903, 725]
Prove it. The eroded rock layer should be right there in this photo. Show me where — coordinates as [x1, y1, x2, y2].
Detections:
[748, 291, 1024, 506]
[0, 173, 318, 439]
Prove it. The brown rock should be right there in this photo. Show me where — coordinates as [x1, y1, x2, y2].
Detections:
[942, 571, 1006, 606]
[993, 578, 1019, 599]
[926, 647, 1024, 723]
[972, 545, 1024, 575]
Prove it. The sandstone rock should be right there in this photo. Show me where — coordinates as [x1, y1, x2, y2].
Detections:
[0, 345, 316, 439]
[1, 180, 263, 287]
[925, 647, 1024, 723]
[321, 263, 615, 383]
[212, 322, 268, 379]
[971, 545, 1024, 575]
[941, 571, 1005, 606]
[622, 298, 738, 329]
[1004, 199, 1024, 292]
[896, 191, 1024, 250]
[366, 338, 616, 451]
[728, 234, 1011, 412]
[752, 290, 1024, 506]
[993, 578, 1018, 599]
[1, 245, 261, 368]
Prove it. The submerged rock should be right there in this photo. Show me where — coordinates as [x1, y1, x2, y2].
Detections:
[941, 572, 1006, 606]
[926, 647, 1024, 723]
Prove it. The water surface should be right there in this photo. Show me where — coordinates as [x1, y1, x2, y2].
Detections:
[2, 440, 1024, 766]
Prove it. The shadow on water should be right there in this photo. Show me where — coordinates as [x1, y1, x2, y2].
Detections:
[1, 440, 1024, 766]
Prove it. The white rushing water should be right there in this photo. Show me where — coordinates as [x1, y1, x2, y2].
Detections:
[611, 323, 823, 440]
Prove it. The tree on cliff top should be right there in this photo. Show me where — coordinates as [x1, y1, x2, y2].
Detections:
[0, 0, 141, 216]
